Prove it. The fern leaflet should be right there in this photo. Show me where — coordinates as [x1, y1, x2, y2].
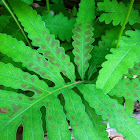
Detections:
[72, 0, 95, 80]
[96, 30, 140, 93]
[108, 78, 140, 101]
[42, 13, 75, 42]
[97, 0, 140, 26]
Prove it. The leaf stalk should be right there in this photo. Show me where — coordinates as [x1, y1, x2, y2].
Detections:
[116, 0, 134, 48]
[2, 0, 32, 47]
[46, 0, 50, 13]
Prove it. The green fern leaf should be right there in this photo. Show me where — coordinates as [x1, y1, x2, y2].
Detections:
[42, 13, 75, 42]
[1, 18, 27, 43]
[72, 87, 108, 139]
[108, 78, 140, 101]
[72, 0, 95, 80]
[127, 62, 140, 78]
[0, 33, 64, 87]
[0, 62, 80, 139]
[88, 27, 120, 80]
[0, 89, 44, 140]
[0, 89, 71, 140]
[61, 42, 73, 52]
[8, 0, 75, 82]
[78, 84, 140, 140]
[63, 89, 100, 139]
[0, 62, 97, 139]
[44, 95, 71, 140]
[97, 0, 140, 26]
[96, 30, 140, 93]
[80, 95, 108, 140]
[0, 62, 50, 94]
[50, 3, 70, 17]
[0, 15, 10, 32]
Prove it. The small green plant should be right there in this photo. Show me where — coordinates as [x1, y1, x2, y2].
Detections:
[0, 0, 140, 139]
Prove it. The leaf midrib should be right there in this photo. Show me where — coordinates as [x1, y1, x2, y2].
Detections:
[102, 47, 134, 89]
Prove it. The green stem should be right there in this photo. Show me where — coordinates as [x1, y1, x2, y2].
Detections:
[2, 0, 32, 47]
[46, 0, 50, 13]
[116, 0, 134, 48]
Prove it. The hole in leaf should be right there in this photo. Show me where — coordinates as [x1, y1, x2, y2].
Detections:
[18, 90, 35, 97]
[24, 91, 35, 97]
[60, 72, 71, 83]
[42, 78, 55, 87]
[16, 124, 23, 140]
[34, 46, 39, 50]
[45, 58, 48, 61]
[40, 106, 47, 134]
[57, 93, 67, 114]
[0, 108, 10, 113]
[39, 52, 43, 55]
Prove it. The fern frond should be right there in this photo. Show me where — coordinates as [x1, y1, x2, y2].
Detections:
[78, 84, 140, 140]
[0, 62, 50, 95]
[96, 30, 140, 93]
[97, 0, 140, 26]
[0, 63, 83, 139]
[0, 89, 71, 140]
[0, 33, 64, 86]
[44, 95, 71, 140]
[108, 78, 140, 101]
[8, 0, 75, 82]
[63, 89, 99, 139]
[0, 89, 44, 140]
[72, 0, 95, 80]
[42, 13, 75, 42]
[80, 95, 108, 140]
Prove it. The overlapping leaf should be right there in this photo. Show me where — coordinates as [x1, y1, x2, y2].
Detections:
[96, 30, 140, 93]
[42, 13, 75, 42]
[0, 62, 50, 95]
[1, 18, 27, 43]
[78, 93, 108, 140]
[88, 27, 120, 80]
[0, 62, 80, 140]
[108, 78, 140, 101]
[0, 89, 71, 140]
[63, 89, 99, 139]
[0, 33, 64, 87]
[127, 62, 140, 78]
[97, 0, 140, 26]
[72, 0, 95, 80]
[0, 61, 100, 139]
[8, 0, 75, 82]
[0, 15, 10, 32]
[78, 84, 140, 140]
